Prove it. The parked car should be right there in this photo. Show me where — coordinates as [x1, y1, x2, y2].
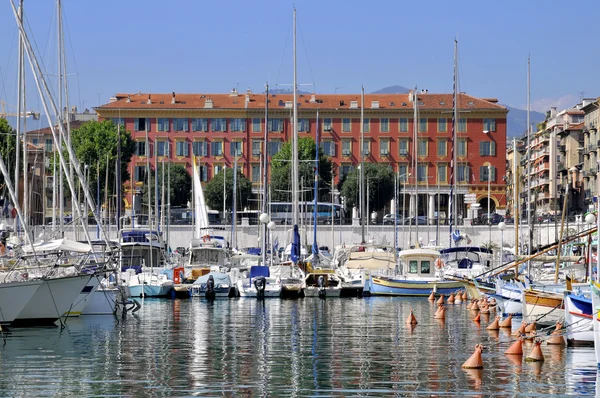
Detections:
[382, 214, 404, 225]
[471, 213, 504, 226]
[403, 216, 428, 225]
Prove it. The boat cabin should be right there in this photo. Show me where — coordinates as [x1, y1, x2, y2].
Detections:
[398, 248, 441, 277]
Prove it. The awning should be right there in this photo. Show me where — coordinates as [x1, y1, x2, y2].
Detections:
[22, 238, 92, 254]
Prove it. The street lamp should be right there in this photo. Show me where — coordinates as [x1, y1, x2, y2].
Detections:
[498, 221, 506, 265]
[267, 221, 276, 265]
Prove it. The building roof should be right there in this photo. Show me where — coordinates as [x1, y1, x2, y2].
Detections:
[96, 91, 508, 113]
[565, 122, 584, 130]
[26, 120, 87, 136]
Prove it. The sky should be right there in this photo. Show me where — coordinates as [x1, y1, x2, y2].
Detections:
[0, 0, 597, 122]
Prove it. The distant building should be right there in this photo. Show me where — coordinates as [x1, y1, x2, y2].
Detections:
[95, 90, 508, 216]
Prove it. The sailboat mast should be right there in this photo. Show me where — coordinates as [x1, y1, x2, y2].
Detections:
[292, 8, 299, 227]
[526, 55, 532, 276]
[312, 108, 319, 258]
[450, 39, 458, 247]
[261, 84, 269, 265]
[413, 86, 419, 245]
[117, 121, 122, 234]
[57, 0, 64, 230]
[360, 86, 365, 243]
[15, 0, 23, 230]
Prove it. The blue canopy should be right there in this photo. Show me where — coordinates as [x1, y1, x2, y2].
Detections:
[291, 224, 301, 263]
[250, 266, 270, 279]
[439, 246, 493, 255]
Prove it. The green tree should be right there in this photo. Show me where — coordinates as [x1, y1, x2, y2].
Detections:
[67, 120, 135, 202]
[340, 162, 395, 212]
[0, 118, 19, 187]
[204, 168, 253, 212]
[270, 137, 334, 202]
[140, 163, 191, 208]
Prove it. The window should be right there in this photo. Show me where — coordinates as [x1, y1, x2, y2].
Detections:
[323, 118, 332, 132]
[252, 140, 262, 156]
[199, 165, 208, 182]
[342, 140, 352, 157]
[363, 118, 370, 133]
[299, 119, 310, 132]
[134, 118, 148, 132]
[421, 261, 431, 274]
[480, 166, 496, 182]
[31, 138, 38, 146]
[45, 139, 53, 152]
[322, 141, 335, 157]
[362, 140, 370, 156]
[399, 164, 409, 182]
[458, 118, 467, 133]
[399, 139, 409, 156]
[174, 118, 188, 132]
[268, 141, 281, 156]
[156, 141, 168, 157]
[380, 140, 390, 156]
[135, 140, 147, 156]
[457, 139, 467, 157]
[437, 140, 447, 157]
[211, 141, 223, 156]
[399, 118, 408, 132]
[176, 141, 189, 157]
[268, 118, 283, 132]
[342, 118, 351, 132]
[134, 165, 146, 182]
[479, 141, 496, 156]
[419, 118, 427, 132]
[437, 164, 447, 182]
[381, 118, 389, 132]
[193, 141, 208, 157]
[252, 118, 261, 132]
[457, 163, 469, 183]
[417, 163, 428, 182]
[340, 164, 354, 178]
[418, 139, 428, 157]
[157, 118, 170, 132]
[230, 141, 242, 156]
[409, 260, 418, 274]
[192, 118, 208, 132]
[483, 118, 496, 132]
[251, 165, 261, 182]
[230, 118, 246, 132]
[213, 118, 227, 132]
[438, 118, 447, 133]
[111, 117, 125, 127]
[214, 165, 224, 175]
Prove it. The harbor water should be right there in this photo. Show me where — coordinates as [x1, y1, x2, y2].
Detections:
[0, 297, 597, 396]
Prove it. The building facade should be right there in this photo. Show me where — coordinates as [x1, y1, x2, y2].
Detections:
[95, 90, 508, 216]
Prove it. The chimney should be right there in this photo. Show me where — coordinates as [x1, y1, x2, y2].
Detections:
[246, 88, 252, 95]
[204, 98, 214, 109]
[109, 96, 117, 103]
[550, 107, 557, 118]
[230, 88, 238, 97]
[310, 94, 316, 103]
[171, 92, 176, 104]
[245, 93, 250, 108]
[126, 95, 131, 103]
[408, 90, 413, 102]
[147, 94, 152, 104]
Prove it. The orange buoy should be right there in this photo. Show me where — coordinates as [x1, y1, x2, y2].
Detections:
[512, 322, 527, 337]
[525, 330, 537, 340]
[486, 315, 500, 330]
[406, 310, 418, 325]
[434, 305, 446, 319]
[455, 293, 463, 304]
[437, 295, 445, 305]
[462, 344, 484, 369]
[525, 322, 536, 333]
[462, 291, 468, 301]
[499, 314, 513, 328]
[504, 337, 524, 356]
[480, 303, 490, 314]
[547, 322, 565, 345]
[471, 301, 480, 311]
[466, 300, 473, 309]
[448, 293, 455, 304]
[428, 291, 436, 301]
[525, 340, 545, 362]
[473, 312, 481, 322]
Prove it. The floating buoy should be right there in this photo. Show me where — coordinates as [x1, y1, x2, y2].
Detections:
[471, 301, 480, 311]
[448, 293, 455, 304]
[525, 322, 536, 333]
[455, 293, 463, 304]
[525, 330, 537, 340]
[525, 340, 545, 362]
[437, 295, 445, 305]
[406, 310, 418, 325]
[547, 322, 565, 346]
[428, 291, 436, 301]
[487, 315, 500, 330]
[462, 291, 468, 301]
[504, 337, 524, 356]
[462, 344, 484, 369]
[434, 304, 446, 319]
[489, 298, 497, 306]
[467, 300, 473, 309]
[512, 322, 527, 337]
[473, 312, 481, 322]
[499, 314, 513, 328]
[480, 303, 490, 314]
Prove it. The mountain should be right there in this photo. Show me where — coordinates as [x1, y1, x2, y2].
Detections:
[504, 105, 545, 138]
[370, 85, 411, 94]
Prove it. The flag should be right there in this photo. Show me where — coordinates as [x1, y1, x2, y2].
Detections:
[290, 224, 301, 264]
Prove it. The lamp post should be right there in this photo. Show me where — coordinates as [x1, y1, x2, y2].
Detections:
[498, 221, 506, 265]
[259, 212, 270, 265]
[585, 212, 596, 280]
[488, 164, 492, 245]
[267, 221, 276, 265]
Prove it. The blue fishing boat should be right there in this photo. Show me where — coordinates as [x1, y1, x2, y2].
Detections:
[565, 288, 593, 346]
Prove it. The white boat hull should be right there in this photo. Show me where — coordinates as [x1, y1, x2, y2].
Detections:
[82, 287, 119, 315]
[564, 294, 594, 345]
[237, 279, 281, 298]
[0, 279, 43, 325]
[303, 287, 341, 297]
[13, 275, 92, 326]
[128, 283, 173, 297]
[64, 276, 102, 317]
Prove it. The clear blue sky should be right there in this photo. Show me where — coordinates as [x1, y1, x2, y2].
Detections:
[0, 0, 596, 120]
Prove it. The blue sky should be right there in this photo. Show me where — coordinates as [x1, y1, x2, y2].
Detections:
[0, 0, 596, 120]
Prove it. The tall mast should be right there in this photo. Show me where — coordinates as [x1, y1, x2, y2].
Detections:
[292, 8, 299, 226]
[57, 0, 64, 230]
[527, 54, 532, 275]
[117, 119, 122, 234]
[312, 108, 320, 260]
[413, 86, 419, 245]
[450, 39, 458, 247]
[261, 84, 269, 265]
[360, 86, 365, 243]
[15, 0, 23, 230]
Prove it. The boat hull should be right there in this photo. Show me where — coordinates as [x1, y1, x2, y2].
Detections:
[129, 284, 173, 298]
[13, 275, 92, 327]
[64, 276, 102, 317]
[303, 287, 341, 298]
[237, 279, 281, 298]
[490, 293, 523, 316]
[0, 279, 43, 325]
[368, 276, 464, 296]
[82, 287, 118, 315]
[190, 285, 231, 298]
[564, 293, 593, 346]
[523, 289, 564, 326]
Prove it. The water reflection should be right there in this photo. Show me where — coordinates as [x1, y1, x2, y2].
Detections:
[0, 297, 596, 395]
